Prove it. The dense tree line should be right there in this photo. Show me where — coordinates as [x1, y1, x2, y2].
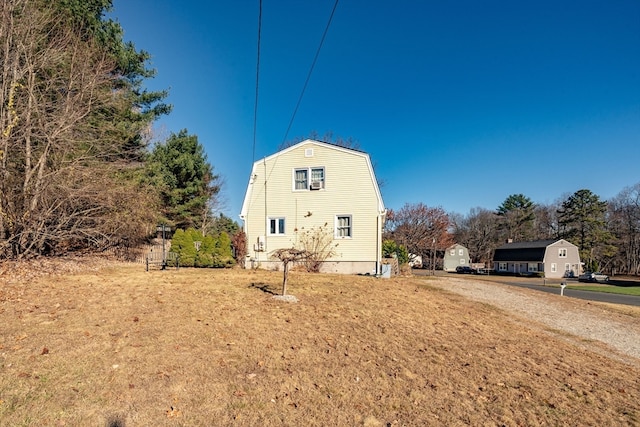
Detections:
[450, 186, 640, 275]
[384, 185, 640, 276]
[0, 1, 227, 259]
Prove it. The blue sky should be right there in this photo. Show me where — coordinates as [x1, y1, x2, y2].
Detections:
[110, 0, 640, 219]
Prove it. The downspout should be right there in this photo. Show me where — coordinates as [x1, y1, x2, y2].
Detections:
[263, 157, 267, 264]
[376, 215, 380, 275]
[376, 210, 385, 275]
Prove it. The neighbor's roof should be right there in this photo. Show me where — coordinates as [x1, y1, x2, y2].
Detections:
[493, 239, 559, 262]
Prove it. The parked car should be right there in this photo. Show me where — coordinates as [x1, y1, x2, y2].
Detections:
[455, 266, 475, 274]
[578, 271, 609, 283]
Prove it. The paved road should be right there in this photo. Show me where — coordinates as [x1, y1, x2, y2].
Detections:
[415, 270, 640, 307]
[498, 280, 640, 307]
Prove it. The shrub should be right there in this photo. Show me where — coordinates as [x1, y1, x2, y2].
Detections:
[171, 229, 196, 267]
[296, 223, 338, 273]
[382, 240, 409, 265]
[171, 228, 235, 268]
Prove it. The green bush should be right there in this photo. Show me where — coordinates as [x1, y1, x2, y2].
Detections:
[195, 235, 216, 267]
[171, 229, 196, 267]
[382, 240, 409, 265]
[171, 228, 235, 268]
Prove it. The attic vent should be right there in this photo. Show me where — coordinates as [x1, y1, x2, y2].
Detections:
[305, 148, 314, 157]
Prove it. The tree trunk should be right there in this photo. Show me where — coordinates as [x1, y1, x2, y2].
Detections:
[282, 260, 289, 296]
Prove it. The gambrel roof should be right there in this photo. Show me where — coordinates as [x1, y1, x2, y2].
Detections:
[240, 139, 385, 219]
[493, 239, 561, 262]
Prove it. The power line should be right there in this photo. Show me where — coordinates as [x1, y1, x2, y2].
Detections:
[280, 0, 340, 146]
[252, 0, 263, 164]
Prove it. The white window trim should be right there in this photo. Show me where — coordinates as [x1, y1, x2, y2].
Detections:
[499, 262, 507, 271]
[293, 167, 325, 191]
[558, 248, 567, 258]
[268, 217, 286, 235]
[335, 214, 352, 239]
[551, 263, 557, 273]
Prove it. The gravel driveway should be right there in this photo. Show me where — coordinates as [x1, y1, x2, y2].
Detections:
[429, 276, 640, 363]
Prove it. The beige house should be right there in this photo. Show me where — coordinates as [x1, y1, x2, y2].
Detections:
[492, 239, 582, 278]
[240, 139, 386, 274]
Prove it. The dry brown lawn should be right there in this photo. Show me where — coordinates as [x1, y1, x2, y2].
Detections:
[1, 260, 639, 426]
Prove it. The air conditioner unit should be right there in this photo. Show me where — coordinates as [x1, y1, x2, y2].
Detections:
[310, 181, 322, 190]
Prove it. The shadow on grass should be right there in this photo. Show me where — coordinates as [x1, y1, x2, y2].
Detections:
[249, 282, 278, 295]
[608, 277, 640, 288]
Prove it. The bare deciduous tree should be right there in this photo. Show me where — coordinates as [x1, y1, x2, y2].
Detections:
[385, 203, 454, 269]
[295, 223, 339, 273]
[0, 1, 164, 258]
[450, 207, 500, 264]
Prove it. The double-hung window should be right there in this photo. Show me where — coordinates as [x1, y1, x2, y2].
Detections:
[294, 169, 308, 190]
[336, 215, 352, 238]
[294, 167, 325, 190]
[268, 217, 285, 235]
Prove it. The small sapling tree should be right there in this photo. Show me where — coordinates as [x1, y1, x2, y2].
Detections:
[271, 248, 311, 296]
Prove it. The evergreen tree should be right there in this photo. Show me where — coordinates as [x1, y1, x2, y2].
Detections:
[148, 130, 220, 232]
[558, 189, 611, 269]
[210, 213, 240, 236]
[496, 194, 535, 242]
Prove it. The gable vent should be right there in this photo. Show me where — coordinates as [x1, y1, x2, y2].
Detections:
[305, 148, 314, 157]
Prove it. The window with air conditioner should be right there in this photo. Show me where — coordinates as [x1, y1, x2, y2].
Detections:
[294, 167, 324, 190]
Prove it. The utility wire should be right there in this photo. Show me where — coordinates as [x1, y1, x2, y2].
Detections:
[280, 0, 340, 146]
[252, 0, 263, 164]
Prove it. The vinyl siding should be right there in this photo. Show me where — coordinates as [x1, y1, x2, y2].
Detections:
[242, 141, 384, 267]
[544, 240, 581, 278]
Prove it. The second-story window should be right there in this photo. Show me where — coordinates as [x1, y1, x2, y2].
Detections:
[294, 167, 325, 190]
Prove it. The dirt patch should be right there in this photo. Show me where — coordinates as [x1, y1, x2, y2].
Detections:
[0, 260, 639, 426]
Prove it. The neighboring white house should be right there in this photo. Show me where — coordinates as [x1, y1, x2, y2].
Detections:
[492, 239, 581, 279]
[239, 139, 386, 274]
[443, 244, 471, 272]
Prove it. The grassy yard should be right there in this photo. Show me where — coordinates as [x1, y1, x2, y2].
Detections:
[570, 284, 640, 296]
[1, 261, 639, 426]
[568, 276, 640, 296]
